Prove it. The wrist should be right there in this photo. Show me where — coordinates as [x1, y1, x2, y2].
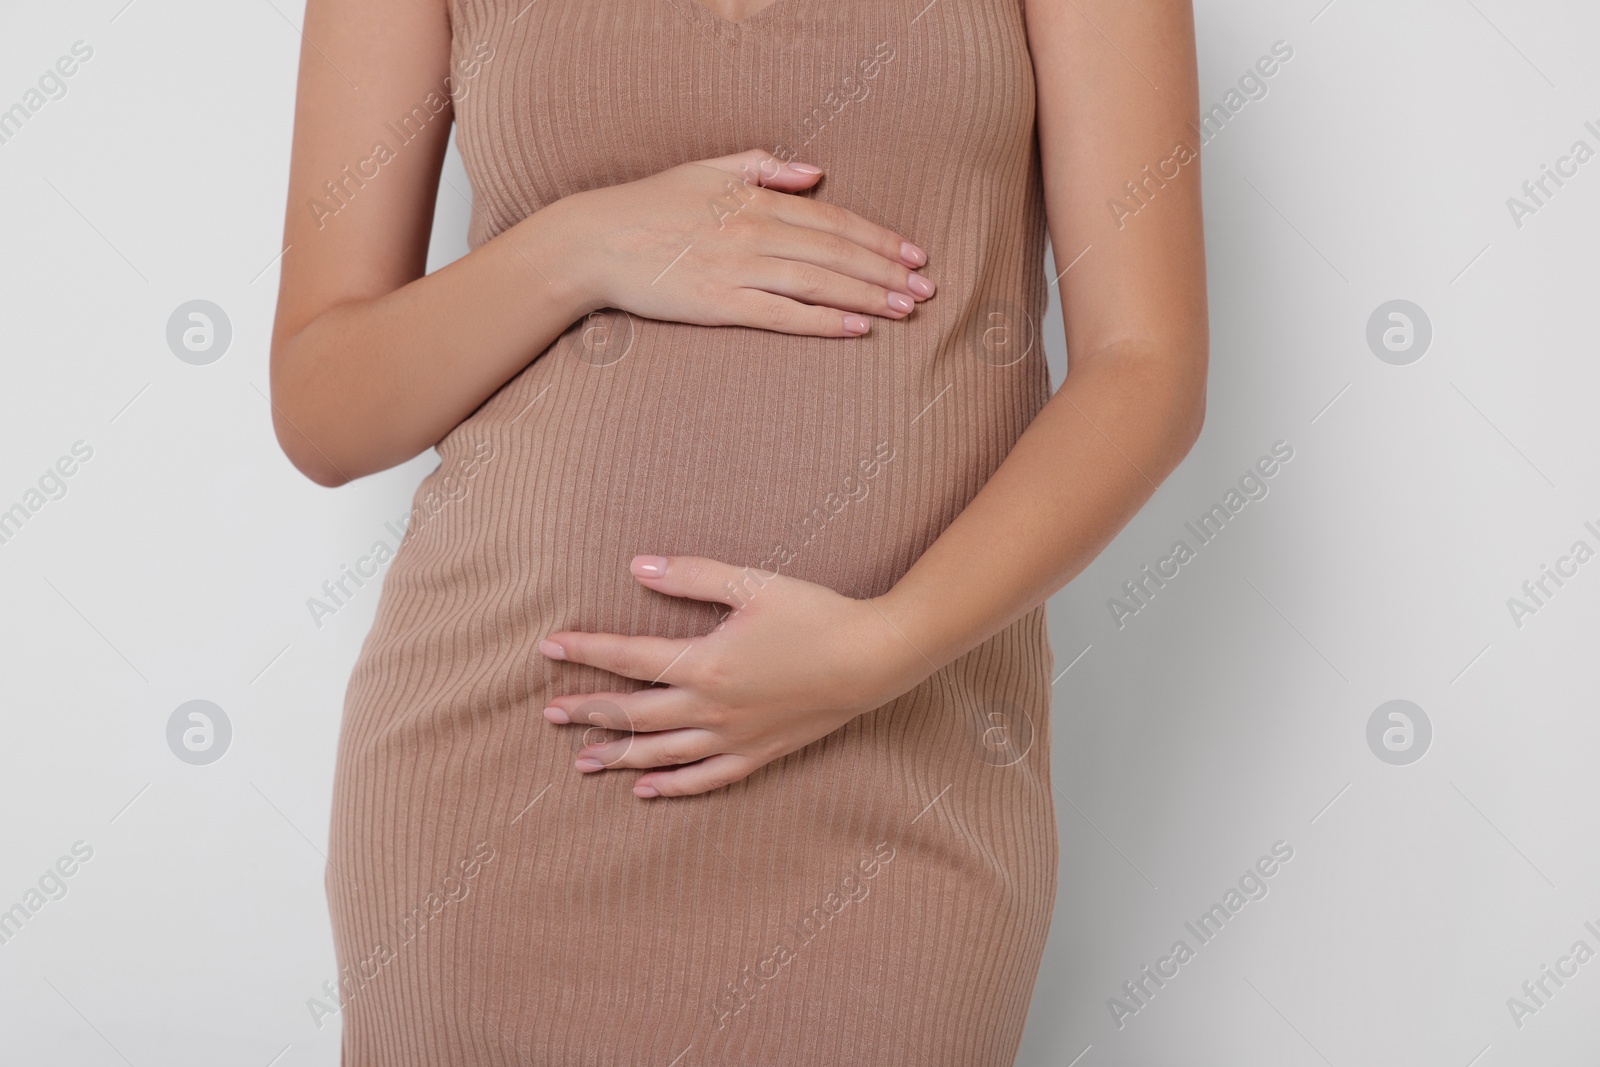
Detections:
[854, 590, 940, 708]
[511, 191, 606, 320]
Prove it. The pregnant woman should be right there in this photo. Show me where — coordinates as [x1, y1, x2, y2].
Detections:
[270, 0, 1205, 1062]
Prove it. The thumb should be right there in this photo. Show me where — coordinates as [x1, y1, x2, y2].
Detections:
[695, 147, 823, 192]
[629, 554, 777, 608]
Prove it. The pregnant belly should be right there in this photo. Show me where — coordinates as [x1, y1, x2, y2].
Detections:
[360, 310, 1045, 698]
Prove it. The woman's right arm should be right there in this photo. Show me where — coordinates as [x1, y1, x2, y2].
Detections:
[271, 0, 935, 487]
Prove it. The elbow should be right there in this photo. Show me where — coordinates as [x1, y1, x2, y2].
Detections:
[1176, 342, 1208, 453]
[1156, 366, 1206, 479]
[294, 457, 353, 490]
[1181, 386, 1206, 453]
[273, 411, 352, 488]
[269, 355, 353, 488]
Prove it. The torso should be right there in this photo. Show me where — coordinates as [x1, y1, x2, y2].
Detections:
[327, 2, 1061, 1062]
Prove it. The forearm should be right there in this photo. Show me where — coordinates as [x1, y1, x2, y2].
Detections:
[269, 196, 594, 486]
[874, 342, 1205, 676]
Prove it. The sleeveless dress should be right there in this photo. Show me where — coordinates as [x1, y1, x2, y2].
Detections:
[325, 1, 1059, 1063]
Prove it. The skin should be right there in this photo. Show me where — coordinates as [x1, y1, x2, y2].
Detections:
[273, 0, 1206, 799]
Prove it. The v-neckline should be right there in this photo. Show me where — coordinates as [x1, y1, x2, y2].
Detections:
[681, 0, 790, 30]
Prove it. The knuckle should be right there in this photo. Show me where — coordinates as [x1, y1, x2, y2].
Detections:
[819, 233, 851, 264]
[695, 656, 731, 691]
[794, 266, 826, 297]
[766, 299, 793, 329]
[815, 201, 849, 233]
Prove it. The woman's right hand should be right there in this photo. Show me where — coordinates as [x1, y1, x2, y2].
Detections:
[549, 148, 936, 338]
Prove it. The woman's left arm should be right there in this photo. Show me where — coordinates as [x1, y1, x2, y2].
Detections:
[862, 0, 1209, 671]
[541, 0, 1208, 797]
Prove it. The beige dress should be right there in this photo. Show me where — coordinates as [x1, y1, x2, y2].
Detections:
[326, 0, 1059, 1062]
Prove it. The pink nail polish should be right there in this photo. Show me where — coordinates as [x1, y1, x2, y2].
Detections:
[635, 783, 660, 798]
[788, 162, 822, 175]
[900, 241, 927, 267]
[542, 706, 570, 724]
[575, 756, 604, 771]
[886, 292, 914, 313]
[906, 272, 934, 298]
[632, 555, 668, 578]
[843, 314, 870, 334]
[539, 639, 566, 660]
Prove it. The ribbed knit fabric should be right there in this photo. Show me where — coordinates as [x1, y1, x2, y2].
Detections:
[325, 1, 1058, 1063]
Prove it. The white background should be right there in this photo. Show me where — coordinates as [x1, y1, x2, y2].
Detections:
[2, 0, 1598, 1064]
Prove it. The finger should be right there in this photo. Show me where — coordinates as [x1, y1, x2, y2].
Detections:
[539, 632, 697, 684]
[543, 688, 689, 732]
[754, 229, 935, 306]
[723, 288, 873, 338]
[576, 728, 721, 772]
[763, 192, 928, 269]
[690, 148, 822, 193]
[746, 257, 919, 320]
[627, 554, 776, 608]
[633, 753, 763, 798]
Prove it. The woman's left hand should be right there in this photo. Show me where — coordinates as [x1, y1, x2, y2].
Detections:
[538, 554, 927, 798]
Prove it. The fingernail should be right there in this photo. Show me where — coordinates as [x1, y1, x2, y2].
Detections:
[900, 241, 927, 266]
[906, 272, 934, 298]
[539, 638, 566, 660]
[632, 555, 668, 578]
[634, 783, 660, 798]
[886, 292, 914, 314]
[542, 705, 569, 724]
[788, 161, 822, 175]
[575, 756, 605, 771]
[843, 314, 870, 335]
